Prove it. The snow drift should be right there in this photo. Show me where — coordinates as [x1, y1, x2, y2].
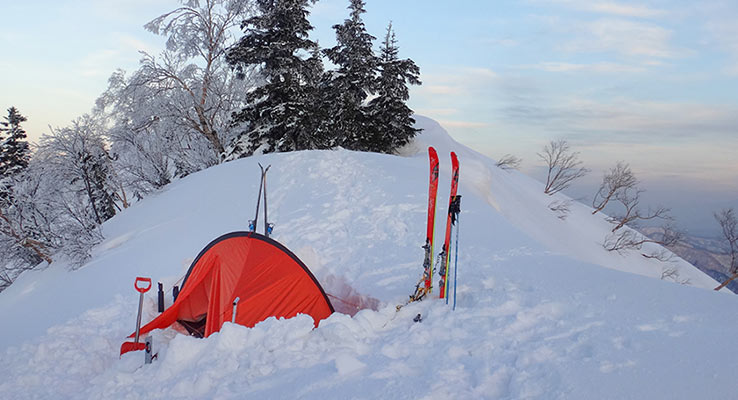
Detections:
[1, 116, 736, 399]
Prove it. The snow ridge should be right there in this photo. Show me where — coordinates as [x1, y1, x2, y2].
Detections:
[1, 117, 735, 399]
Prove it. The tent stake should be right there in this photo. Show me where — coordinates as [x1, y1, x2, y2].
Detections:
[157, 282, 164, 313]
[232, 297, 240, 323]
[145, 336, 153, 364]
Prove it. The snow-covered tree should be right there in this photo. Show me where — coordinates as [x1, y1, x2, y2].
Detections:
[99, 0, 255, 171]
[322, 0, 378, 150]
[100, 69, 208, 196]
[366, 23, 421, 153]
[0, 134, 114, 289]
[0, 163, 64, 291]
[226, 0, 323, 157]
[37, 114, 118, 226]
[0, 107, 31, 178]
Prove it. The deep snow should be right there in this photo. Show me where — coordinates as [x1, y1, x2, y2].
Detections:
[1, 116, 736, 399]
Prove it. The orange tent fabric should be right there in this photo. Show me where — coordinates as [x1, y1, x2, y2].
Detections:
[135, 232, 334, 338]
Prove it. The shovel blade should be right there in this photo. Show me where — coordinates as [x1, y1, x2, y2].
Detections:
[120, 341, 146, 356]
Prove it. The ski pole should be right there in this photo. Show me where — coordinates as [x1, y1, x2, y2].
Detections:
[133, 277, 152, 343]
[451, 195, 461, 310]
[453, 213, 460, 311]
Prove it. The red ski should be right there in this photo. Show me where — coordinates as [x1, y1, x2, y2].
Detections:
[409, 147, 439, 302]
[439, 152, 459, 299]
[423, 147, 440, 292]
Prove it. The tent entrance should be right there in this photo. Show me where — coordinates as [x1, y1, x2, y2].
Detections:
[177, 317, 206, 338]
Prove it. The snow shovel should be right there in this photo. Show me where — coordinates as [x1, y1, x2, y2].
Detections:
[120, 277, 152, 356]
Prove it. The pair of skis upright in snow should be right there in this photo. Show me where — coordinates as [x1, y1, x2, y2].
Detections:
[410, 146, 461, 305]
[250, 163, 274, 237]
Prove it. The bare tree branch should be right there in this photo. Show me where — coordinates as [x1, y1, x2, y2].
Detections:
[714, 208, 738, 291]
[548, 199, 572, 220]
[496, 154, 522, 171]
[607, 187, 670, 232]
[603, 223, 681, 260]
[592, 161, 637, 215]
[537, 139, 589, 195]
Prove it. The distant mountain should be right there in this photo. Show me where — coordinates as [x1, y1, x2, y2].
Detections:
[640, 227, 735, 291]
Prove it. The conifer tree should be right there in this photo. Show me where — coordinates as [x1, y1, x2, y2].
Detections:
[38, 115, 118, 225]
[367, 23, 421, 153]
[0, 107, 31, 177]
[226, 0, 323, 158]
[323, 0, 378, 150]
[76, 149, 117, 224]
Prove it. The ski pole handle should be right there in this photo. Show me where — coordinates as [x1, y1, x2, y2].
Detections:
[135, 277, 152, 293]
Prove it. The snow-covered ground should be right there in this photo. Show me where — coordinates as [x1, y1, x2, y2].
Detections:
[1, 117, 736, 399]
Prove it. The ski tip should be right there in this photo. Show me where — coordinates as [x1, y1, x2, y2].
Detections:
[428, 146, 438, 157]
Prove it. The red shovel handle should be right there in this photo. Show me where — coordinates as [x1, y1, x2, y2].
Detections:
[134, 277, 152, 293]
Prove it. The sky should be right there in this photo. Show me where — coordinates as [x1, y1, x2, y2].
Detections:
[0, 0, 736, 237]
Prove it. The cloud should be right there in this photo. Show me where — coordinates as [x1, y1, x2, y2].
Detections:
[588, 2, 665, 18]
[704, 18, 738, 75]
[77, 32, 163, 78]
[501, 96, 738, 143]
[527, 61, 647, 73]
[79, 49, 123, 78]
[536, 0, 666, 18]
[483, 38, 520, 47]
[435, 120, 492, 129]
[116, 33, 160, 55]
[425, 85, 463, 96]
[563, 19, 679, 58]
[414, 108, 459, 117]
[416, 67, 499, 97]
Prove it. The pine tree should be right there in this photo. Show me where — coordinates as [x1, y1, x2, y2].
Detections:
[367, 23, 422, 153]
[38, 115, 118, 226]
[323, 0, 378, 150]
[225, 0, 323, 158]
[0, 107, 31, 177]
[75, 149, 117, 224]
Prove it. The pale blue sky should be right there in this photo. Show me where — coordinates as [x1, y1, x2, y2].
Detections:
[1, 0, 736, 235]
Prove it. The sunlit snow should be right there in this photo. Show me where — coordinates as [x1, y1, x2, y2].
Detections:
[0, 117, 735, 399]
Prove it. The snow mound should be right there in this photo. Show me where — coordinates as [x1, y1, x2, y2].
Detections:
[0, 116, 734, 399]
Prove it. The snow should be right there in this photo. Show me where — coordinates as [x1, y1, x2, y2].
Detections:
[1, 116, 737, 399]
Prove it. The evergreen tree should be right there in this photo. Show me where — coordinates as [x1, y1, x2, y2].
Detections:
[367, 23, 421, 153]
[38, 115, 118, 226]
[75, 149, 117, 224]
[323, 0, 378, 150]
[0, 107, 31, 177]
[226, 0, 323, 158]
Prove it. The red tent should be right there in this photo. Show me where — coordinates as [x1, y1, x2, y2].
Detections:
[135, 231, 334, 338]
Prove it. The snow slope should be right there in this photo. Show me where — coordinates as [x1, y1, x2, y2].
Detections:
[1, 117, 736, 399]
